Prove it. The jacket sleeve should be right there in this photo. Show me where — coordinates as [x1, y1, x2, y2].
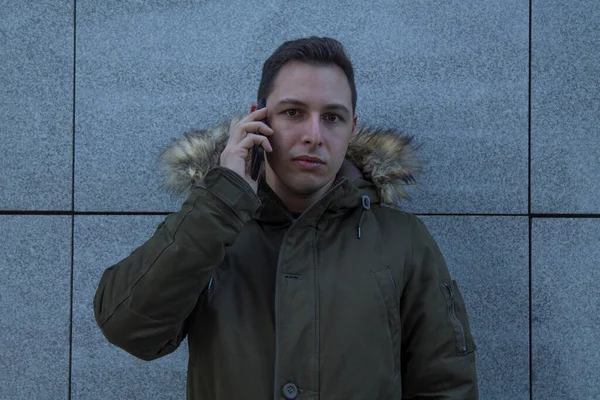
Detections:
[400, 216, 479, 399]
[93, 167, 260, 361]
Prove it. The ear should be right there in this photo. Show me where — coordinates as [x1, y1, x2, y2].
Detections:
[250, 102, 258, 113]
[352, 114, 358, 133]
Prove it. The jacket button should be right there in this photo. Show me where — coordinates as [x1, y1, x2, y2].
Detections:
[282, 383, 298, 399]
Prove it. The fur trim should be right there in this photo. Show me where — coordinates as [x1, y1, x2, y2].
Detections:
[159, 116, 421, 205]
[345, 125, 421, 205]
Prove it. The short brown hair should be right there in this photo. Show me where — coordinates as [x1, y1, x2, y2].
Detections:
[257, 36, 357, 113]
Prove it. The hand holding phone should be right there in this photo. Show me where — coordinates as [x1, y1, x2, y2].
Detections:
[219, 99, 272, 193]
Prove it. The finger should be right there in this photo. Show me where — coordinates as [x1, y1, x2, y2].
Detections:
[240, 121, 274, 136]
[250, 106, 268, 120]
[229, 108, 271, 144]
[240, 106, 268, 124]
[230, 122, 273, 144]
[238, 134, 273, 152]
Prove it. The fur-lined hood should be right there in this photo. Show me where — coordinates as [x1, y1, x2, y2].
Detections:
[160, 116, 421, 206]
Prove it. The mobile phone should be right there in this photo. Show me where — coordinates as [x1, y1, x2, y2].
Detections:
[250, 98, 268, 181]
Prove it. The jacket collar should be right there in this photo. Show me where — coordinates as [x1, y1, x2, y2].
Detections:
[159, 115, 421, 208]
[252, 161, 379, 225]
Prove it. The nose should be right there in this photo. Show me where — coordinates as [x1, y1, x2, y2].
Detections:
[301, 113, 324, 147]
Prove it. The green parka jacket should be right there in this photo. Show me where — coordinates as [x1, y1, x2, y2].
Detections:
[94, 118, 478, 399]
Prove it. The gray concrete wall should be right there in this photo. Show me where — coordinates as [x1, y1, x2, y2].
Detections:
[1, 1, 598, 399]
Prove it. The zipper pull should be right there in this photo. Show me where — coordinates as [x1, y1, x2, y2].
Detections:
[361, 195, 371, 209]
[357, 195, 372, 239]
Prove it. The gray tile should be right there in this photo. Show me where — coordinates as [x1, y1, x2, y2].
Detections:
[74, 1, 528, 214]
[532, 219, 600, 399]
[353, 1, 529, 214]
[531, 2, 600, 213]
[74, 1, 271, 212]
[419, 216, 529, 400]
[0, 2, 73, 211]
[0, 216, 71, 400]
[72, 215, 187, 400]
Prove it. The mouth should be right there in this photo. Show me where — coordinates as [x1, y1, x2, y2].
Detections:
[293, 155, 325, 164]
[292, 155, 326, 170]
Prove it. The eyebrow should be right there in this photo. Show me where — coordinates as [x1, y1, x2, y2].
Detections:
[274, 99, 351, 116]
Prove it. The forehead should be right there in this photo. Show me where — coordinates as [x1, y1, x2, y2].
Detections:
[268, 61, 352, 108]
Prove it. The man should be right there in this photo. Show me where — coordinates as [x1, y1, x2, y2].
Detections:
[94, 36, 478, 399]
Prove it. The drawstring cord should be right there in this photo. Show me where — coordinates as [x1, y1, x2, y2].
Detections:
[357, 194, 371, 239]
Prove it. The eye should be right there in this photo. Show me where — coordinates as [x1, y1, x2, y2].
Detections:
[285, 109, 301, 117]
[324, 114, 342, 123]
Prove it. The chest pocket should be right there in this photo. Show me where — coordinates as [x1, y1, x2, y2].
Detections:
[194, 265, 229, 315]
[372, 266, 401, 378]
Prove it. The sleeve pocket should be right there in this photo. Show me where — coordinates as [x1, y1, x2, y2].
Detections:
[440, 280, 477, 356]
[373, 267, 401, 377]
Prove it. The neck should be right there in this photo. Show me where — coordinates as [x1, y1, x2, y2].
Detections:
[265, 171, 336, 214]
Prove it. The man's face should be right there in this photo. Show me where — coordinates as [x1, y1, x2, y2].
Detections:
[263, 61, 357, 197]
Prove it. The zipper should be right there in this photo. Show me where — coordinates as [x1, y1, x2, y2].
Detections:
[374, 268, 401, 377]
[385, 268, 398, 304]
[204, 277, 215, 307]
[443, 282, 468, 354]
[204, 269, 228, 308]
[264, 191, 295, 222]
[262, 175, 343, 223]
[272, 230, 287, 398]
[271, 178, 345, 398]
